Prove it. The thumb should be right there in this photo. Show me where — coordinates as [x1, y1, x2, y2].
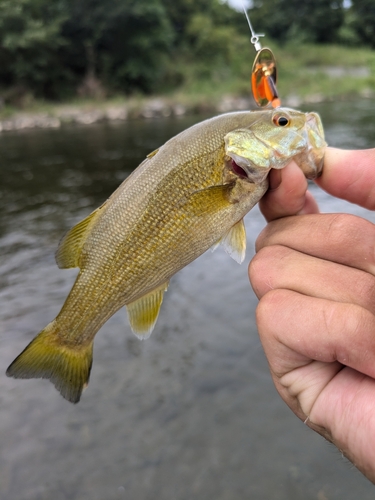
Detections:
[316, 147, 375, 209]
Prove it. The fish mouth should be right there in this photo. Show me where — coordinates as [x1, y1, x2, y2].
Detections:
[227, 156, 270, 184]
[306, 112, 325, 142]
[230, 158, 248, 178]
[295, 112, 327, 179]
[306, 114, 326, 152]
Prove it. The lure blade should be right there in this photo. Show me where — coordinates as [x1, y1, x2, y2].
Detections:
[251, 48, 280, 108]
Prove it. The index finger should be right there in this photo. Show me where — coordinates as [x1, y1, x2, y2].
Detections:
[259, 161, 320, 222]
[317, 148, 375, 210]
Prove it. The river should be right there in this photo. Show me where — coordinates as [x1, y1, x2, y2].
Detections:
[1, 101, 375, 499]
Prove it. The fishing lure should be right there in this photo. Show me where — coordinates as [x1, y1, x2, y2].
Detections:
[243, 7, 281, 108]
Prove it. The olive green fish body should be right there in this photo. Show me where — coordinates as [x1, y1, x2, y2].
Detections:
[7, 108, 326, 403]
[52, 113, 269, 344]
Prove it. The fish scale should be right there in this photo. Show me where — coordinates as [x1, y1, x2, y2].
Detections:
[6, 108, 326, 403]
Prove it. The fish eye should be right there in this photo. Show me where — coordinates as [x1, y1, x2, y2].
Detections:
[272, 114, 290, 127]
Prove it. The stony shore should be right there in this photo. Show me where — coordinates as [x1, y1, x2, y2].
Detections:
[0, 96, 328, 132]
[0, 96, 250, 132]
[0, 92, 352, 132]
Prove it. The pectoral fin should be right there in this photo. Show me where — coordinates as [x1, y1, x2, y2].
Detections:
[220, 218, 247, 264]
[55, 205, 104, 269]
[180, 184, 233, 217]
[211, 218, 247, 263]
[126, 282, 169, 339]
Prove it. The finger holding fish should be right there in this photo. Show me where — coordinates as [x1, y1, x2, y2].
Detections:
[259, 161, 320, 222]
[259, 147, 375, 223]
[250, 242, 375, 315]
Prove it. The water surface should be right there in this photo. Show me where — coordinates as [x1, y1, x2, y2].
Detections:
[1, 101, 375, 499]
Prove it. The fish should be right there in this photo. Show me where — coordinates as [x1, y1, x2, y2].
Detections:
[6, 107, 326, 403]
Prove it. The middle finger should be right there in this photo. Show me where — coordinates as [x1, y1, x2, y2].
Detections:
[255, 213, 375, 277]
[249, 245, 375, 315]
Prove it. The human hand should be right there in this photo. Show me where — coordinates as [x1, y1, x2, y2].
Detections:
[249, 148, 375, 483]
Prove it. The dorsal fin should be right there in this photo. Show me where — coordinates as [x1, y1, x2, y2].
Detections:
[147, 148, 159, 158]
[126, 282, 169, 339]
[55, 206, 103, 269]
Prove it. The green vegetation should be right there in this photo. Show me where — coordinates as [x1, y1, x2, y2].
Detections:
[159, 42, 375, 108]
[0, 0, 374, 114]
[250, 0, 344, 44]
[275, 43, 375, 101]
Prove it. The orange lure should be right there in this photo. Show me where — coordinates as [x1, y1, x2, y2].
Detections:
[251, 47, 281, 108]
[243, 6, 281, 108]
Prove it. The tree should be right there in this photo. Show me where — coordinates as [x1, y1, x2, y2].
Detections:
[0, 0, 256, 100]
[98, 0, 174, 93]
[351, 0, 375, 47]
[250, 0, 344, 44]
[0, 0, 174, 98]
[0, 0, 70, 98]
[61, 0, 174, 95]
[162, 0, 244, 53]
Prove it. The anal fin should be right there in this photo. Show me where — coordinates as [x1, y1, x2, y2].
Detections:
[126, 282, 169, 340]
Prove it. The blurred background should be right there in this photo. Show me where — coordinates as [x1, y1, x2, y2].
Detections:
[0, 0, 374, 116]
[1, 1, 375, 500]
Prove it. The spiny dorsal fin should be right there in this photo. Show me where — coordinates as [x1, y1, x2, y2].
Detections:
[213, 218, 247, 264]
[126, 282, 169, 340]
[147, 148, 159, 158]
[55, 206, 103, 269]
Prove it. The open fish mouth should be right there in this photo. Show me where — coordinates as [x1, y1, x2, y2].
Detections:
[227, 155, 271, 184]
[230, 158, 248, 178]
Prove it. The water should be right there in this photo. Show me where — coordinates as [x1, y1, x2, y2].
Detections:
[1, 101, 375, 500]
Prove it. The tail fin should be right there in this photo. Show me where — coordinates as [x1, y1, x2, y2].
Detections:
[6, 321, 93, 404]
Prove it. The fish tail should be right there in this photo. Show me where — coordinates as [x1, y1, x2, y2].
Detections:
[6, 321, 93, 404]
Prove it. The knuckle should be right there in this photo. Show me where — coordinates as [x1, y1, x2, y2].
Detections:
[255, 219, 284, 251]
[249, 245, 291, 292]
[255, 290, 284, 330]
[325, 214, 375, 269]
[326, 213, 374, 247]
[358, 275, 375, 312]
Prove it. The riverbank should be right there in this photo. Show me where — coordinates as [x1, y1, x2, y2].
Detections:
[0, 95, 256, 132]
[1, 43, 375, 132]
[0, 88, 373, 133]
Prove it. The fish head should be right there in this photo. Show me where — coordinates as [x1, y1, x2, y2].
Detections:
[224, 107, 327, 184]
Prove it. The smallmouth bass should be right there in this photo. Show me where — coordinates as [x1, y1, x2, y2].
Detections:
[6, 107, 326, 403]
